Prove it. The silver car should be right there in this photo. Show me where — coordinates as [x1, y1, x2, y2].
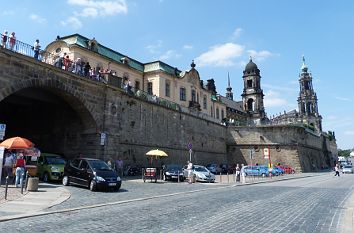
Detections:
[342, 165, 353, 174]
[183, 165, 215, 182]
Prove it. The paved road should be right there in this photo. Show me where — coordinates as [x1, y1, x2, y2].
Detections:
[1, 173, 353, 232]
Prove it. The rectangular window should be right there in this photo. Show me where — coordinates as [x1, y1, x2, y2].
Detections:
[221, 109, 225, 119]
[203, 96, 207, 109]
[165, 82, 170, 97]
[191, 90, 196, 102]
[216, 108, 220, 119]
[180, 87, 186, 101]
[147, 82, 153, 95]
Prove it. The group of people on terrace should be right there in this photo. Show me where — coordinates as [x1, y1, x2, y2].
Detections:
[1, 30, 16, 51]
[53, 52, 111, 83]
[1, 30, 42, 61]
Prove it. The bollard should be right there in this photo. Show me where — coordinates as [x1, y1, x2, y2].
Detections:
[25, 171, 29, 190]
[20, 172, 25, 194]
[220, 172, 222, 183]
[141, 168, 144, 180]
[177, 170, 180, 183]
[4, 176, 9, 200]
[227, 173, 229, 183]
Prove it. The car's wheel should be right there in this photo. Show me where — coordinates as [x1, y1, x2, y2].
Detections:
[62, 176, 70, 186]
[114, 184, 121, 192]
[43, 172, 49, 183]
[89, 180, 96, 191]
[89, 180, 97, 191]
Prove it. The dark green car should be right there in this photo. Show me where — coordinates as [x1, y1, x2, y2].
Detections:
[37, 153, 66, 182]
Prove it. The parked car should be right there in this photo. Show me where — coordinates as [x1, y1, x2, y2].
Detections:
[62, 158, 122, 191]
[342, 165, 353, 174]
[206, 163, 222, 174]
[183, 165, 215, 182]
[277, 165, 295, 174]
[37, 153, 66, 182]
[164, 164, 184, 181]
[244, 165, 268, 177]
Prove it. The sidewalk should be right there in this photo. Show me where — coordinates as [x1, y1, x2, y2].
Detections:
[0, 182, 71, 221]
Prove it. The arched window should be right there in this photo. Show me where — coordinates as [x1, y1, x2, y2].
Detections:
[221, 109, 224, 119]
[216, 108, 220, 119]
[247, 98, 254, 111]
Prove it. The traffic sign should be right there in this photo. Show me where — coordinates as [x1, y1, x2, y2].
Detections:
[0, 124, 6, 140]
[263, 148, 269, 159]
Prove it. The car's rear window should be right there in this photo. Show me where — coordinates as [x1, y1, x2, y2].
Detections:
[344, 165, 352, 168]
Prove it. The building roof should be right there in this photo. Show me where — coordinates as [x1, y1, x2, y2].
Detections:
[245, 58, 258, 72]
[219, 96, 244, 112]
[58, 34, 182, 76]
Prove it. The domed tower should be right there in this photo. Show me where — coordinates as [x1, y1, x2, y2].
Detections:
[297, 56, 322, 131]
[241, 57, 265, 121]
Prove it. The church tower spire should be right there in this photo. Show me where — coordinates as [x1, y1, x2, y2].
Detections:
[226, 72, 233, 100]
[297, 56, 322, 131]
[241, 57, 265, 122]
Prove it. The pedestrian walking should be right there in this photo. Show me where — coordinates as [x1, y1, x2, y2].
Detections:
[334, 164, 340, 177]
[33, 39, 41, 60]
[3, 152, 14, 178]
[187, 161, 194, 184]
[240, 164, 246, 184]
[115, 157, 124, 177]
[235, 164, 240, 182]
[14, 153, 26, 187]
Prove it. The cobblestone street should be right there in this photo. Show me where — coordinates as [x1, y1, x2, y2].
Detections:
[1, 172, 353, 232]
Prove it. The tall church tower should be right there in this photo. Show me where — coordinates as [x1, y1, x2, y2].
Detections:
[241, 58, 265, 121]
[226, 72, 233, 100]
[297, 56, 322, 131]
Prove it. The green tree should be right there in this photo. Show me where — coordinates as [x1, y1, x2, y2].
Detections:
[338, 149, 351, 157]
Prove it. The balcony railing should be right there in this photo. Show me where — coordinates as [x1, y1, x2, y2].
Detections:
[0, 34, 225, 123]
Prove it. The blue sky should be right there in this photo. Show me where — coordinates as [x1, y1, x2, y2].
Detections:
[1, 0, 353, 149]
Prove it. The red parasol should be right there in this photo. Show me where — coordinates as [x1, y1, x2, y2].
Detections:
[0, 136, 34, 149]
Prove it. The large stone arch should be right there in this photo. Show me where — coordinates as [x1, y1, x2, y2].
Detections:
[0, 77, 100, 158]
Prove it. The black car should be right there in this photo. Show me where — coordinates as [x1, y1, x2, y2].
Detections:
[62, 158, 122, 191]
[164, 164, 184, 181]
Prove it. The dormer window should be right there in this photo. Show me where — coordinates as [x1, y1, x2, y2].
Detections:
[121, 57, 130, 65]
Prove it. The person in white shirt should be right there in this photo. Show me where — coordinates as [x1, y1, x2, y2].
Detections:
[33, 39, 41, 60]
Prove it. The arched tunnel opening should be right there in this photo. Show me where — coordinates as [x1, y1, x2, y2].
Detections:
[0, 87, 96, 159]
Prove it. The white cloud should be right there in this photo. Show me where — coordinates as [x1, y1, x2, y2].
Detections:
[146, 40, 163, 54]
[29, 14, 46, 24]
[231, 28, 243, 40]
[67, 0, 128, 17]
[335, 96, 353, 102]
[183, 45, 193, 50]
[75, 7, 98, 17]
[262, 83, 298, 93]
[159, 50, 181, 61]
[195, 43, 244, 67]
[61, 17, 83, 30]
[264, 90, 288, 108]
[247, 49, 276, 61]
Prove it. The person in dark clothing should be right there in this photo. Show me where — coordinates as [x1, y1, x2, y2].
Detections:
[84, 62, 91, 77]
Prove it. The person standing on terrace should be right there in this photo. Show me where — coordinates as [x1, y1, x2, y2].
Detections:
[9, 32, 16, 50]
[33, 39, 41, 60]
[1, 30, 8, 48]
